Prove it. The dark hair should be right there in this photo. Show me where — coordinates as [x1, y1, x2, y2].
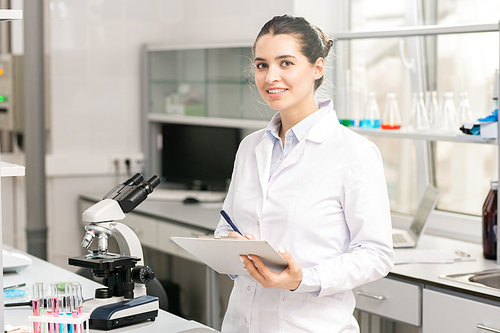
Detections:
[253, 14, 334, 90]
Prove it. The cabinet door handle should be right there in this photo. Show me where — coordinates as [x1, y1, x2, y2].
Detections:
[477, 324, 500, 333]
[355, 290, 386, 300]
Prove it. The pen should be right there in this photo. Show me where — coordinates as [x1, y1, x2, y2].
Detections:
[220, 210, 243, 236]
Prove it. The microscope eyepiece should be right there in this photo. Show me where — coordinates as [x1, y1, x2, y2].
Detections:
[123, 173, 144, 186]
[139, 176, 161, 194]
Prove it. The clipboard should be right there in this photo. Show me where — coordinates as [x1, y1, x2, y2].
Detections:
[170, 237, 288, 276]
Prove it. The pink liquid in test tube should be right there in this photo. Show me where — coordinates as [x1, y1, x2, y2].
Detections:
[33, 299, 41, 333]
[32, 283, 44, 333]
[50, 283, 60, 333]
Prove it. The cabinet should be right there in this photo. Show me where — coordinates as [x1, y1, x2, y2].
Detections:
[354, 277, 421, 326]
[423, 288, 500, 333]
[141, 43, 276, 177]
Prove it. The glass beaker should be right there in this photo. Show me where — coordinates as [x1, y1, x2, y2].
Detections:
[457, 92, 474, 126]
[411, 92, 430, 131]
[360, 92, 381, 129]
[381, 93, 401, 130]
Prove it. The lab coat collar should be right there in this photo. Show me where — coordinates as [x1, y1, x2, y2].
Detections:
[260, 99, 337, 141]
[304, 99, 340, 143]
[255, 99, 339, 193]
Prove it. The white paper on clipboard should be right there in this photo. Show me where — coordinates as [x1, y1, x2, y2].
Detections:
[170, 237, 288, 276]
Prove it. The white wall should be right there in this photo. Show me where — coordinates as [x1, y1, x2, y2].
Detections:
[45, 0, 295, 268]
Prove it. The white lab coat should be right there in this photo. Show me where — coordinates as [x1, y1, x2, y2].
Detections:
[215, 101, 394, 333]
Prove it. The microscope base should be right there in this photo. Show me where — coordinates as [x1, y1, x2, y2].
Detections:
[88, 295, 159, 330]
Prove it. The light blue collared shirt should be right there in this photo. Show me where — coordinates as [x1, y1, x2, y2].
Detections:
[265, 100, 331, 181]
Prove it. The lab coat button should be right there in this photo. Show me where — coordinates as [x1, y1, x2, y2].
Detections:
[247, 286, 251, 291]
[257, 221, 260, 226]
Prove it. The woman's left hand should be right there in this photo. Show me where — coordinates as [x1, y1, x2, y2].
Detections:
[240, 247, 303, 291]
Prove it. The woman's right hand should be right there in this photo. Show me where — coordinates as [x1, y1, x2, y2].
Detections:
[229, 232, 254, 240]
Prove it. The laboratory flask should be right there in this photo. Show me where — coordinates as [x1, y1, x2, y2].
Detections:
[411, 92, 430, 131]
[428, 91, 440, 129]
[441, 92, 458, 132]
[381, 93, 401, 129]
[360, 92, 381, 129]
[482, 181, 498, 260]
[457, 92, 474, 126]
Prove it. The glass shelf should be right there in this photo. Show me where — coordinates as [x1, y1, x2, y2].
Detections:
[150, 79, 254, 85]
[148, 113, 269, 130]
[350, 126, 497, 144]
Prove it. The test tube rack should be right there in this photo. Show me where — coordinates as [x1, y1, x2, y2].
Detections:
[28, 313, 90, 333]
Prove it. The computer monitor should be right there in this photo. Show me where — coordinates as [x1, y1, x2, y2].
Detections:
[160, 123, 241, 191]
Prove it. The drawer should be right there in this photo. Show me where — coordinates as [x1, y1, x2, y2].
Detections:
[157, 222, 210, 263]
[353, 277, 421, 326]
[423, 289, 500, 333]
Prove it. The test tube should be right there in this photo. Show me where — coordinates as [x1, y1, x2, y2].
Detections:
[73, 283, 84, 333]
[64, 283, 74, 333]
[58, 297, 65, 333]
[32, 283, 44, 333]
[74, 283, 83, 316]
[49, 283, 60, 333]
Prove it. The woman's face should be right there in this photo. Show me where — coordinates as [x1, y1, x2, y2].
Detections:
[254, 34, 324, 114]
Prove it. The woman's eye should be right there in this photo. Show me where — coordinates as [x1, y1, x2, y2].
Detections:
[282, 61, 293, 67]
[256, 63, 267, 69]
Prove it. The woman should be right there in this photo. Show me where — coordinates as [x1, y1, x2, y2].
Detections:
[215, 14, 394, 332]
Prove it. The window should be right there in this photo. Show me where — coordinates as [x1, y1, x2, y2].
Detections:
[334, 0, 500, 221]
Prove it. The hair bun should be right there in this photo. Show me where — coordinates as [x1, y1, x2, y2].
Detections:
[324, 39, 334, 58]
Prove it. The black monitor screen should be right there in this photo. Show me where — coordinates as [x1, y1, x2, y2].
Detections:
[161, 123, 240, 191]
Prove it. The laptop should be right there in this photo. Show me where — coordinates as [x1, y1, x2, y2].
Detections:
[392, 185, 440, 248]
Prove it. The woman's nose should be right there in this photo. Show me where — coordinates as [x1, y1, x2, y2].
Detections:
[265, 66, 280, 83]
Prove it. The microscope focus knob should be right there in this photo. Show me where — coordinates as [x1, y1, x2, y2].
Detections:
[132, 265, 155, 284]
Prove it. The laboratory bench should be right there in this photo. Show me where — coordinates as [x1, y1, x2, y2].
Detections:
[79, 194, 500, 332]
[3, 247, 218, 333]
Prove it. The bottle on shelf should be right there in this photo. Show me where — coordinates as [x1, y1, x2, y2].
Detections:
[482, 181, 498, 260]
[411, 92, 430, 131]
[381, 93, 401, 130]
[456, 92, 474, 126]
[360, 92, 381, 129]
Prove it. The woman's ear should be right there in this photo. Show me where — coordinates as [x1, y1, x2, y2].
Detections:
[314, 57, 325, 80]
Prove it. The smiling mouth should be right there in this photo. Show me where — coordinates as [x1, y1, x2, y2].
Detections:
[267, 88, 287, 94]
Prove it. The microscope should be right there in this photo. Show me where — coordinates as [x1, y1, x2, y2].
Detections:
[69, 173, 161, 330]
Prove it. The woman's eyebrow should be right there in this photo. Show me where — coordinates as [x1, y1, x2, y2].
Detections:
[276, 55, 296, 60]
[254, 55, 297, 62]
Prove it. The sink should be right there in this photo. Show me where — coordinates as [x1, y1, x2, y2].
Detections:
[440, 269, 500, 291]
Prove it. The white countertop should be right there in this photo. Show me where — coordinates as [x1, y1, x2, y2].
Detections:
[3, 248, 218, 332]
[391, 234, 500, 301]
